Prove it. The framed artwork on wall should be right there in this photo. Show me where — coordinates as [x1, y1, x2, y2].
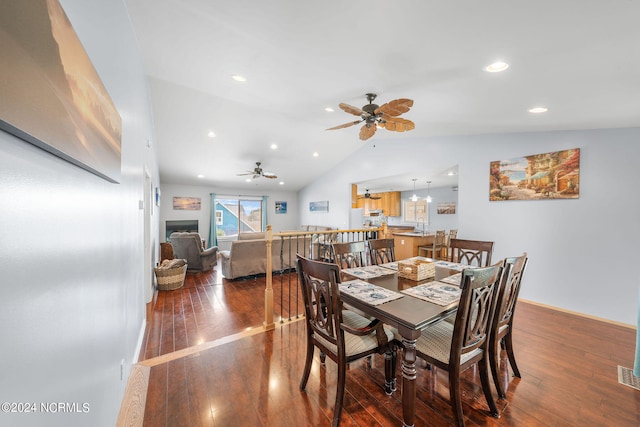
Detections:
[173, 197, 201, 210]
[0, 1, 122, 183]
[309, 201, 329, 213]
[437, 202, 456, 214]
[490, 148, 580, 201]
[275, 201, 287, 214]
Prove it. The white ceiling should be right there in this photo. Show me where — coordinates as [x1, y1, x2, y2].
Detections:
[125, 0, 640, 194]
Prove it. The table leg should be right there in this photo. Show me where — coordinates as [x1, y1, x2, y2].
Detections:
[401, 336, 417, 427]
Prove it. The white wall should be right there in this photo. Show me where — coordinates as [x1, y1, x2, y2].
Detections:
[159, 183, 299, 242]
[0, 1, 158, 426]
[299, 128, 640, 326]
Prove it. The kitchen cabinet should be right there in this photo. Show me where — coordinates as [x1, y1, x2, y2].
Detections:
[356, 191, 401, 216]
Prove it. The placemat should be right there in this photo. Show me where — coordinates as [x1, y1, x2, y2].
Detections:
[402, 281, 461, 306]
[433, 260, 469, 271]
[341, 265, 396, 280]
[378, 261, 398, 271]
[439, 272, 462, 286]
[339, 279, 403, 306]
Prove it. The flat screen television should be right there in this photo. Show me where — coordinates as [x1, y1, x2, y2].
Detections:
[166, 220, 198, 241]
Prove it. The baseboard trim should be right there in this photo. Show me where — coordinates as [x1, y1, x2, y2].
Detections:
[132, 318, 146, 365]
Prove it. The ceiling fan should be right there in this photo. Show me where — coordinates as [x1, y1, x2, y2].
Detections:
[237, 162, 278, 179]
[358, 189, 381, 200]
[326, 93, 415, 141]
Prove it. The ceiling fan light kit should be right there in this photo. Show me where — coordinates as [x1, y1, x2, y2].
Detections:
[327, 93, 415, 141]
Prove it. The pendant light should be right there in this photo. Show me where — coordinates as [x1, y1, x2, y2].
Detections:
[426, 180, 432, 203]
[410, 179, 418, 202]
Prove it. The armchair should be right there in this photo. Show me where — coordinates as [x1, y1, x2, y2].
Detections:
[169, 232, 218, 272]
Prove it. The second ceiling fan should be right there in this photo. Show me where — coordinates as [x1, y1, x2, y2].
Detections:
[237, 162, 278, 179]
[326, 93, 415, 141]
[358, 189, 381, 200]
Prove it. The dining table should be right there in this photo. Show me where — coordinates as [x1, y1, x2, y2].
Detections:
[339, 258, 469, 427]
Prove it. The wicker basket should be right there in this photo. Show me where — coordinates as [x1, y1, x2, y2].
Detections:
[398, 259, 435, 281]
[155, 264, 187, 291]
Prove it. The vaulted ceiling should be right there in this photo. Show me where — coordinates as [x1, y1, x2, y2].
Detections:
[125, 0, 640, 193]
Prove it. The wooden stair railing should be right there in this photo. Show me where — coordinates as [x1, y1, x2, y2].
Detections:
[263, 223, 388, 330]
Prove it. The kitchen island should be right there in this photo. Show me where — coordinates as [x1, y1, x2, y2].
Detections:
[392, 232, 434, 259]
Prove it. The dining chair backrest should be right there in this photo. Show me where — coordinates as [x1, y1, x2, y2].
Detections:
[413, 261, 503, 426]
[454, 263, 503, 362]
[449, 264, 502, 364]
[297, 256, 344, 349]
[450, 238, 494, 267]
[490, 252, 528, 398]
[332, 241, 367, 268]
[494, 253, 528, 335]
[368, 238, 396, 265]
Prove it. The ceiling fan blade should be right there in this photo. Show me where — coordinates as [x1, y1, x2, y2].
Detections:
[359, 123, 377, 141]
[339, 103, 364, 116]
[382, 116, 415, 132]
[237, 172, 254, 176]
[263, 172, 277, 179]
[326, 119, 362, 130]
[375, 98, 414, 117]
[370, 196, 382, 200]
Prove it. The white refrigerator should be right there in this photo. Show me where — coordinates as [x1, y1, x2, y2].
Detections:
[349, 208, 364, 229]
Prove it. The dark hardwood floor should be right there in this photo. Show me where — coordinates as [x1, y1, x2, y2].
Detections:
[134, 265, 640, 426]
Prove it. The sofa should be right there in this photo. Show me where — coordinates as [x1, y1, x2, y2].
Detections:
[169, 232, 218, 272]
[220, 232, 297, 280]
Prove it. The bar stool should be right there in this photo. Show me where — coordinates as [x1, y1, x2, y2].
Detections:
[418, 230, 446, 259]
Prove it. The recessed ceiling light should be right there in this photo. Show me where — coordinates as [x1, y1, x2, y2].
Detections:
[484, 61, 509, 73]
[528, 107, 549, 113]
[197, 174, 205, 179]
[231, 74, 247, 82]
[325, 107, 334, 112]
[313, 152, 319, 157]
[245, 178, 251, 182]
[270, 143, 278, 150]
[207, 131, 216, 138]
[279, 181, 284, 185]
[448, 171, 456, 176]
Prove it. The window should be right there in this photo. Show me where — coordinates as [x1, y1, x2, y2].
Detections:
[404, 199, 428, 223]
[214, 197, 263, 236]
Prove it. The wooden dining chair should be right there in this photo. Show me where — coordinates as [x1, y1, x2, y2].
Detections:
[449, 238, 494, 267]
[368, 238, 396, 265]
[490, 252, 528, 398]
[413, 263, 503, 427]
[418, 229, 447, 259]
[296, 255, 397, 427]
[332, 241, 367, 268]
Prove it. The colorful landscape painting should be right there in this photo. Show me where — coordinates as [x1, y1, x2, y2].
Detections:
[490, 148, 580, 201]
